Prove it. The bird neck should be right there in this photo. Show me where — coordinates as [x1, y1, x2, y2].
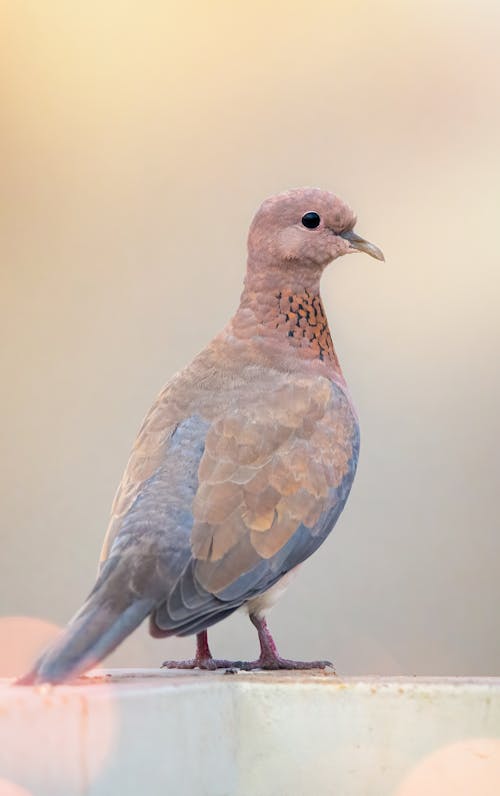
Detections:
[233, 264, 344, 379]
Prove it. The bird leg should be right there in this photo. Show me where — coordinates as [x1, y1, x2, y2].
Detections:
[161, 617, 334, 672]
[161, 630, 235, 671]
[233, 614, 335, 671]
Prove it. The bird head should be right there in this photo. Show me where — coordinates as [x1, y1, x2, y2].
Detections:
[247, 188, 384, 271]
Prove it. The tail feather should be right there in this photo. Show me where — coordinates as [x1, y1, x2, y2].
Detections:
[17, 569, 155, 685]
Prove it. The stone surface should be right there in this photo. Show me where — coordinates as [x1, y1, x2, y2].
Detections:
[0, 671, 500, 795]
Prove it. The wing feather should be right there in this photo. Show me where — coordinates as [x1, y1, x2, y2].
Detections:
[98, 370, 358, 637]
[155, 377, 359, 633]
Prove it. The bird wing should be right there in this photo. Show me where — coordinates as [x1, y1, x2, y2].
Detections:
[151, 374, 359, 635]
[97, 368, 358, 637]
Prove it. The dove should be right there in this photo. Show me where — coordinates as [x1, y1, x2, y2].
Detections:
[18, 187, 383, 684]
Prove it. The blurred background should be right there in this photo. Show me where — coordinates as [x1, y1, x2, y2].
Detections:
[1, 0, 499, 677]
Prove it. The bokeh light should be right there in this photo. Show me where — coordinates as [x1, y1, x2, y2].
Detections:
[396, 738, 500, 796]
[0, 617, 61, 679]
[0, 779, 32, 796]
[0, 677, 117, 794]
[0, 618, 117, 792]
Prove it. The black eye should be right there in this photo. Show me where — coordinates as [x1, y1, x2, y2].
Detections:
[301, 211, 321, 229]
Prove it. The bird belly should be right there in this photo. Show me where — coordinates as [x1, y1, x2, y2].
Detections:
[245, 566, 301, 617]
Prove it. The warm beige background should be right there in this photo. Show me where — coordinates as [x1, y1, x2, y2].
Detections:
[1, 1, 499, 676]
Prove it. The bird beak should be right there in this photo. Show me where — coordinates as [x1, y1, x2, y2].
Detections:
[340, 229, 385, 261]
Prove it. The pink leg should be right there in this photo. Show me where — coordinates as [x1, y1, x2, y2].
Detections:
[161, 617, 334, 672]
[232, 614, 335, 671]
[161, 630, 235, 671]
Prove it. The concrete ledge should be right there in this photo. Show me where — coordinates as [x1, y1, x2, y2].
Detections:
[1, 671, 500, 795]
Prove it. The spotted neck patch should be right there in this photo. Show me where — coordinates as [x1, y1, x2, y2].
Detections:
[274, 289, 339, 365]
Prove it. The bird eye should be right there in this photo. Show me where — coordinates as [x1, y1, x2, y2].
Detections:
[301, 211, 321, 229]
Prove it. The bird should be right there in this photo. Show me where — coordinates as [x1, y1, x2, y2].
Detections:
[18, 187, 383, 685]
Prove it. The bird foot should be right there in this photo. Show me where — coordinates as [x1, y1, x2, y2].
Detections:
[161, 655, 334, 672]
[220, 656, 336, 672]
[160, 627, 335, 673]
[161, 656, 236, 671]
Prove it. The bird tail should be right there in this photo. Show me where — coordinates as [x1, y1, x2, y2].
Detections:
[16, 560, 156, 685]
